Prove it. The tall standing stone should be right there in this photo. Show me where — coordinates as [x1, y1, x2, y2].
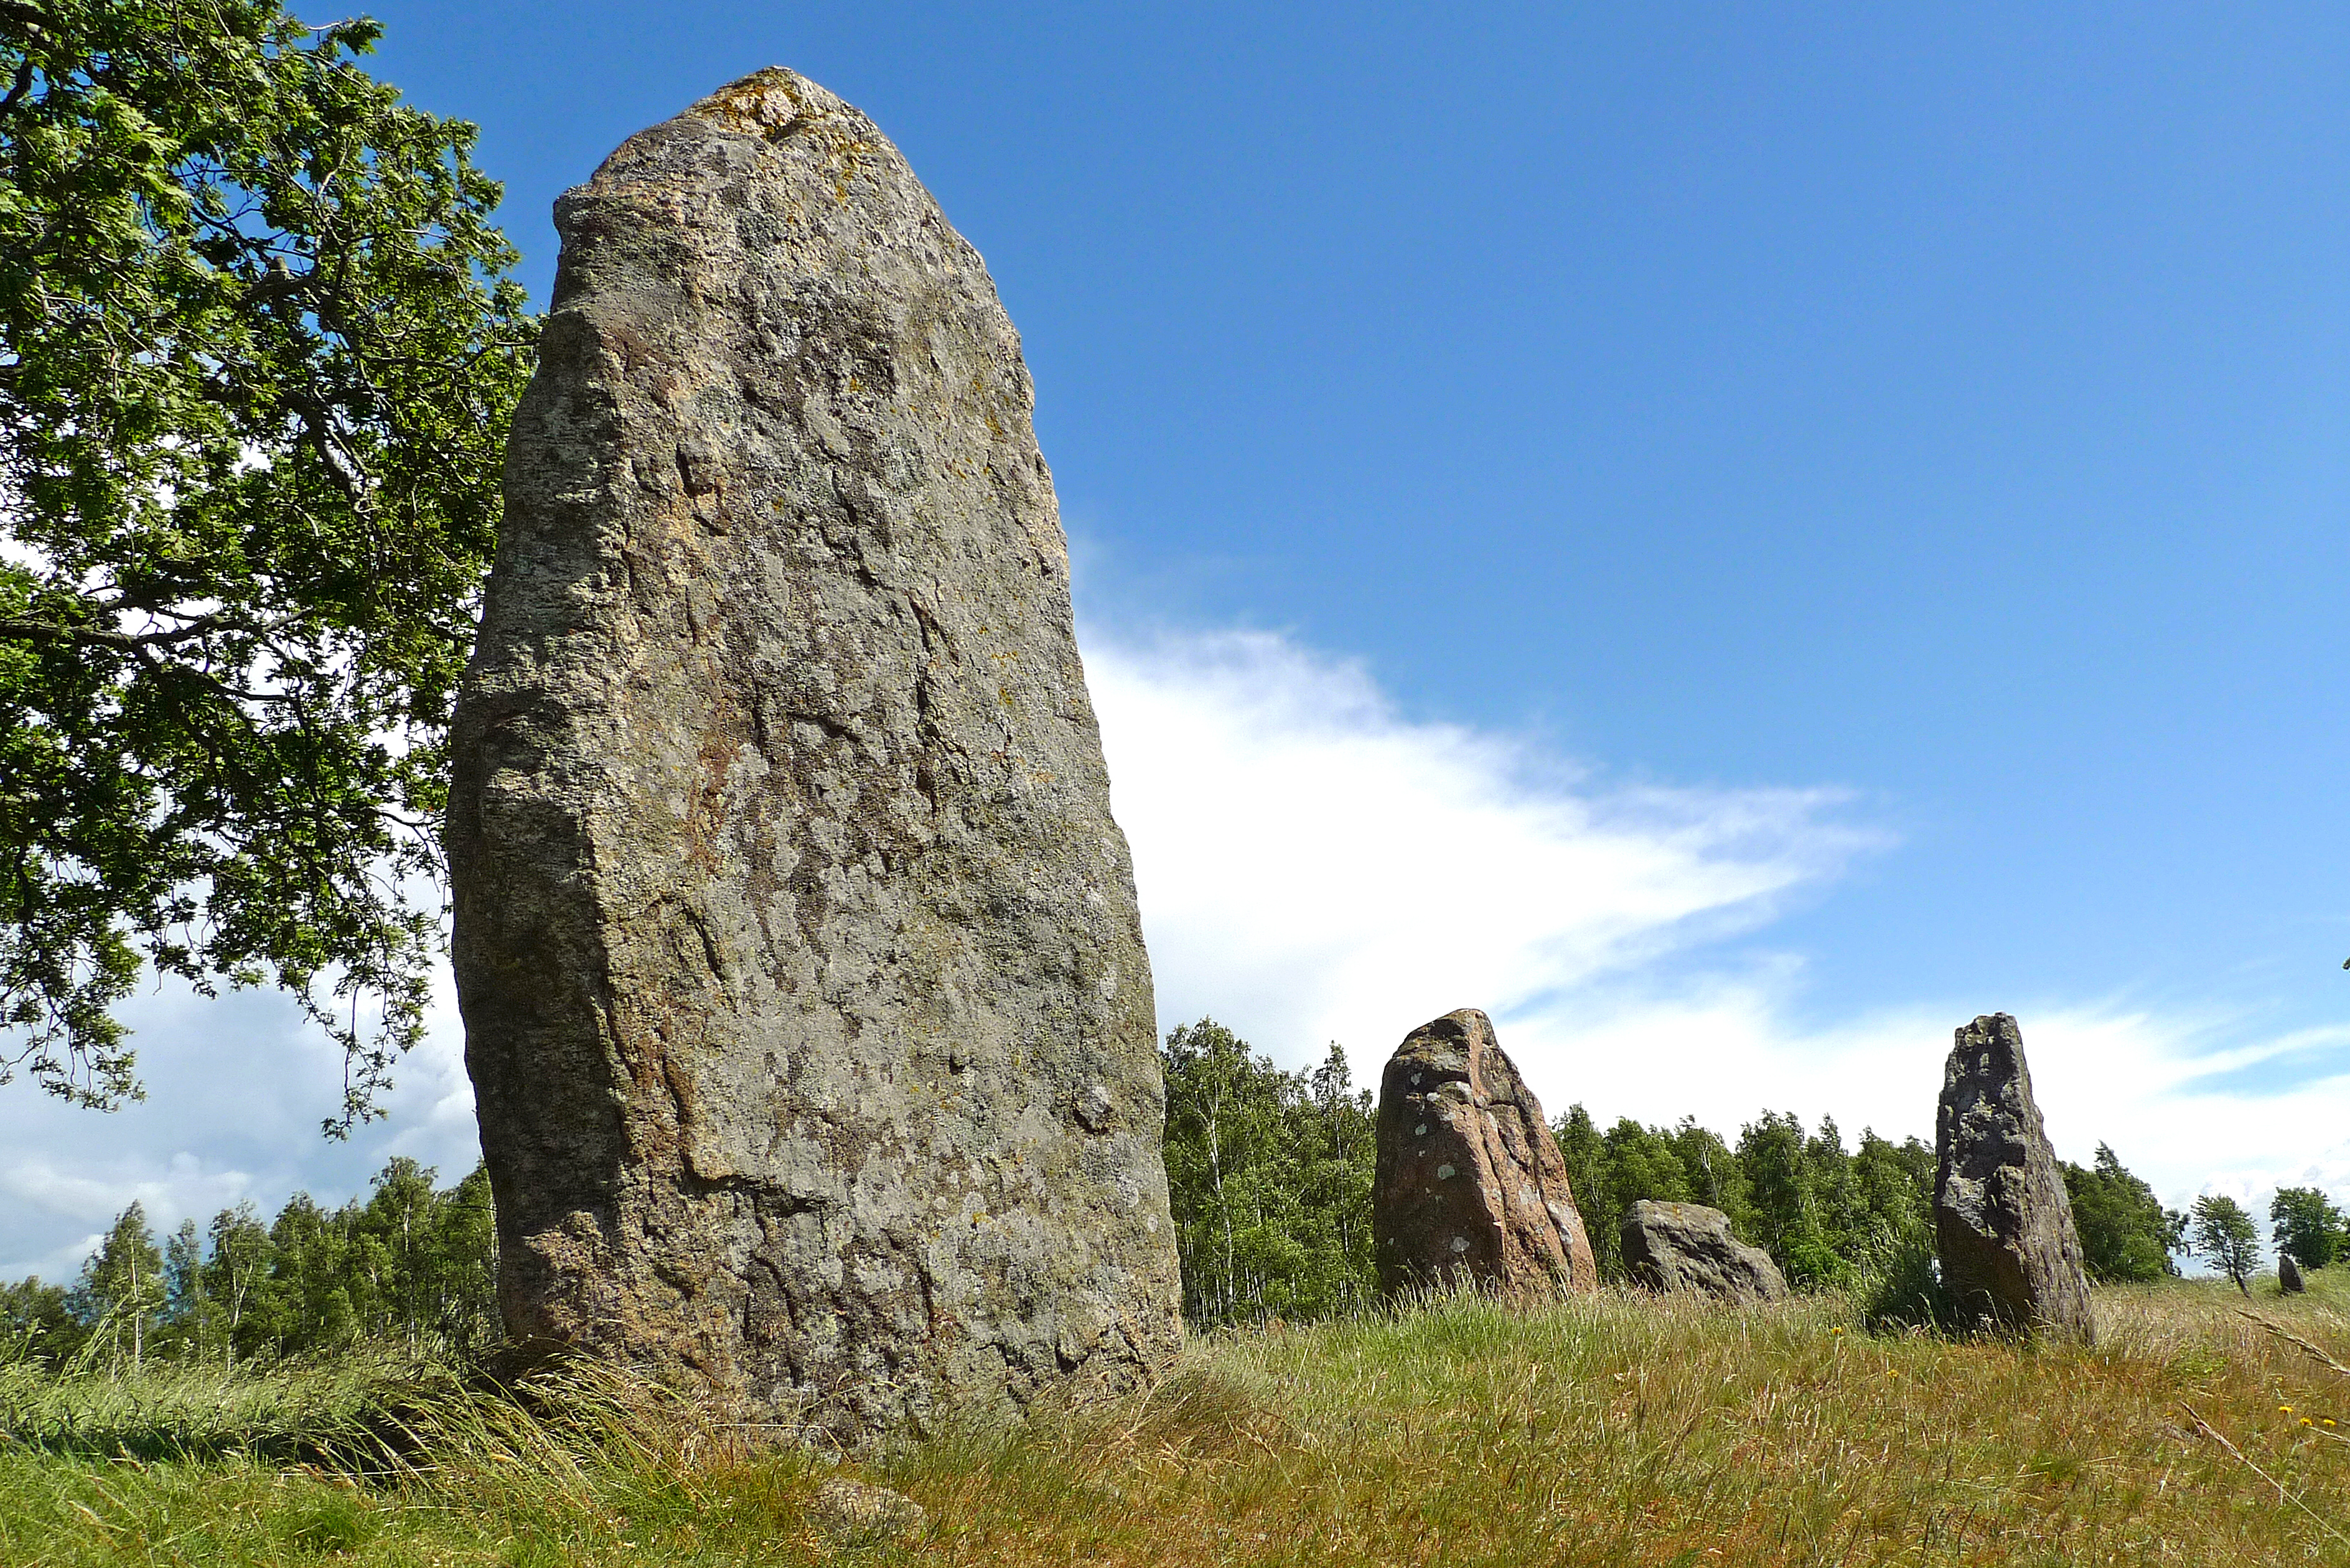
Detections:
[1372, 1009, 1597, 1295]
[447, 69, 1182, 1439]
[1934, 1014, 2095, 1340]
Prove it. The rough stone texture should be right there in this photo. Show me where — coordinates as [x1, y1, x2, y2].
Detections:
[1934, 1014, 2096, 1341]
[1620, 1200, 1789, 1304]
[2281, 1253, 2307, 1294]
[447, 68, 1182, 1440]
[1372, 1009, 1597, 1295]
[810, 1478, 926, 1546]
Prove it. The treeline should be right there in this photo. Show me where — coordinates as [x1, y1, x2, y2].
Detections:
[3, 1020, 2309, 1363]
[1159, 1018, 2192, 1327]
[0, 1159, 497, 1368]
[1160, 1021, 1380, 1325]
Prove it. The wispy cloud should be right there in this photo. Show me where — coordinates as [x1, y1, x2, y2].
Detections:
[1088, 627, 2350, 1220]
[1088, 628, 1880, 1061]
[0, 977, 477, 1279]
[2, 623, 2343, 1278]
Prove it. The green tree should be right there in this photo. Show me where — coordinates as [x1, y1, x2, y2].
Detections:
[1551, 1105, 1612, 1275]
[2189, 1193, 2262, 1295]
[342, 1155, 499, 1351]
[1848, 1129, 1933, 1259]
[1664, 1116, 1751, 1232]
[0, 1274, 80, 1364]
[158, 1215, 207, 1356]
[2270, 1185, 2346, 1272]
[68, 1201, 165, 1366]
[1160, 1020, 1377, 1324]
[2061, 1144, 2180, 1282]
[0, 0, 533, 1130]
[1586, 1117, 1692, 1282]
[198, 1200, 273, 1364]
[1738, 1110, 1847, 1287]
[426, 1162, 499, 1353]
[1293, 1044, 1377, 1315]
[255, 1191, 357, 1351]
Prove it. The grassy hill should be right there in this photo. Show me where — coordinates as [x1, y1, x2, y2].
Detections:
[6, 1275, 2348, 1566]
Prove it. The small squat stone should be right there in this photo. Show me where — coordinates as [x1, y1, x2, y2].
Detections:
[810, 1478, 925, 1547]
[1619, 1200, 1788, 1304]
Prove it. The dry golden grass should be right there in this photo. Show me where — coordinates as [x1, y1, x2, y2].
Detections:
[6, 1274, 2349, 1566]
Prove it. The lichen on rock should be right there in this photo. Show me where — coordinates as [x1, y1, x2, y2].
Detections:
[1371, 1009, 1596, 1296]
[1621, 1200, 1788, 1304]
[447, 68, 1181, 1441]
[1933, 1014, 2095, 1340]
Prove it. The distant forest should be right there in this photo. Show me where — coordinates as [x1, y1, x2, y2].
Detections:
[0, 1019, 2306, 1365]
[1159, 1019, 2198, 1326]
[1, 1159, 497, 1370]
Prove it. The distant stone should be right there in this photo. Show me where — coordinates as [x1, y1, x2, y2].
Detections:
[1620, 1200, 1789, 1303]
[2281, 1253, 2307, 1294]
[448, 68, 1182, 1442]
[1372, 1009, 1597, 1295]
[810, 1478, 925, 1547]
[1934, 1014, 2096, 1340]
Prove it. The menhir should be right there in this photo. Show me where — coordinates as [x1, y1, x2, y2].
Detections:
[1372, 1009, 1596, 1295]
[1934, 1014, 2095, 1340]
[447, 69, 1182, 1440]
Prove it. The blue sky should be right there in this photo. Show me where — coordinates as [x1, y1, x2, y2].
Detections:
[8, 2, 2350, 1274]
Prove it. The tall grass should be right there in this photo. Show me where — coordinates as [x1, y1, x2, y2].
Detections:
[0, 1346, 427, 1462]
[4, 1274, 2348, 1564]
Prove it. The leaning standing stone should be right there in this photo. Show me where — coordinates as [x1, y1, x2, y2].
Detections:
[1372, 1009, 1596, 1295]
[1621, 1200, 1788, 1304]
[2280, 1253, 2307, 1294]
[448, 68, 1182, 1440]
[1934, 1014, 2096, 1340]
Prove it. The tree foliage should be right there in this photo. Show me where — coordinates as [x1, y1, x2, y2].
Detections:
[2061, 1143, 2184, 1282]
[65, 1198, 163, 1366]
[2189, 1193, 2262, 1295]
[1553, 1106, 1932, 1290]
[0, 0, 533, 1129]
[1159, 1021, 1378, 1326]
[2270, 1186, 2347, 1272]
[3, 1157, 497, 1367]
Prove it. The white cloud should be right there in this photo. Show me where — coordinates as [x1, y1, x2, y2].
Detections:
[1497, 984, 2350, 1215]
[1088, 627, 2350, 1230]
[4, 622, 2344, 1279]
[0, 973, 477, 1280]
[1088, 628, 1878, 1063]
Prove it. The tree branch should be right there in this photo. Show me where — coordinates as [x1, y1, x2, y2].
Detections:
[0, 58, 34, 121]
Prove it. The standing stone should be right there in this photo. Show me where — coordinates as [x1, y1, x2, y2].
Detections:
[1621, 1200, 1789, 1304]
[1934, 1014, 2095, 1340]
[447, 68, 1181, 1440]
[1372, 1009, 1596, 1295]
[2280, 1253, 2307, 1294]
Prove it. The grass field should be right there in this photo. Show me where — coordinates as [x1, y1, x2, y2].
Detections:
[5, 1274, 2349, 1566]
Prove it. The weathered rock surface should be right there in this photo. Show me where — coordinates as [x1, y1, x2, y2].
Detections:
[2281, 1253, 2307, 1294]
[1621, 1200, 1789, 1303]
[1934, 1014, 2095, 1340]
[447, 68, 1182, 1440]
[1372, 1010, 1596, 1295]
[810, 1478, 926, 1547]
